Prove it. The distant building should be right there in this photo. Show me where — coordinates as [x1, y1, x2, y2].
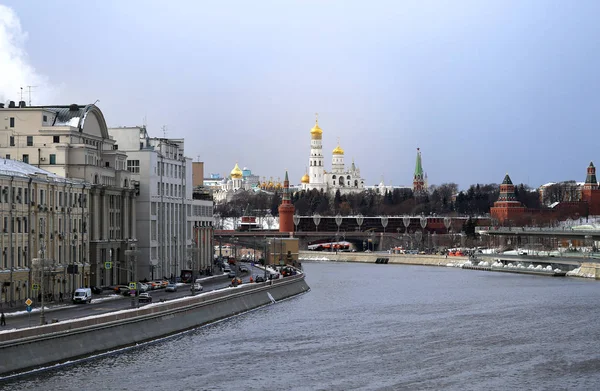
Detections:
[108, 126, 214, 280]
[301, 116, 365, 195]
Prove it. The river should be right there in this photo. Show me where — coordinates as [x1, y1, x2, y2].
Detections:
[4, 262, 600, 391]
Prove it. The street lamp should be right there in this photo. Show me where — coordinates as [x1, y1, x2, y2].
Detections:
[356, 214, 364, 232]
[312, 213, 321, 232]
[36, 242, 48, 326]
[124, 239, 139, 308]
[293, 214, 300, 235]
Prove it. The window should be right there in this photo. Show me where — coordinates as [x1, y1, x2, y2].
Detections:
[126, 159, 140, 173]
[22, 154, 29, 164]
[5, 154, 9, 160]
[9, 136, 14, 146]
[49, 154, 56, 165]
[26, 136, 33, 146]
[53, 135, 60, 143]
[43, 115, 48, 122]
[9, 117, 14, 128]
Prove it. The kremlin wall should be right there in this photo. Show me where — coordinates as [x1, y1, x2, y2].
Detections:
[490, 162, 600, 225]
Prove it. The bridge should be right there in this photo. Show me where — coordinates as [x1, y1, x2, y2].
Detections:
[477, 227, 600, 240]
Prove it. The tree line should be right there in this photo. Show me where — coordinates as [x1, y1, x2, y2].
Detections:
[213, 181, 543, 218]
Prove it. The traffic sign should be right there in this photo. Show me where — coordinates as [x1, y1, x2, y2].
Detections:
[129, 282, 136, 290]
[25, 298, 32, 306]
[105, 262, 112, 270]
[26, 306, 32, 313]
[32, 284, 39, 291]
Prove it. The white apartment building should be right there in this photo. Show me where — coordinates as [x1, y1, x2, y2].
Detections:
[0, 101, 137, 289]
[108, 126, 214, 281]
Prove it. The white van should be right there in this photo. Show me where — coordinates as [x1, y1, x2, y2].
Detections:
[72, 288, 92, 304]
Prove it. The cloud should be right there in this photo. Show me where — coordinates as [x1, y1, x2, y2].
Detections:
[0, 5, 56, 104]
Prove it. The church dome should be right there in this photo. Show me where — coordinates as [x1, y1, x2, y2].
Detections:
[230, 163, 243, 179]
[301, 173, 310, 183]
[332, 144, 344, 155]
[310, 120, 323, 139]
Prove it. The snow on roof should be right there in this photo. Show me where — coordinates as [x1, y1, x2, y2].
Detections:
[549, 202, 560, 208]
[0, 159, 86, 184]
[540, 182, 556, 187]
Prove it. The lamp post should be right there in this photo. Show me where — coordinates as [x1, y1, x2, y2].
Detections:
[293, 214, 300, 235]
[124, 239, 139, 308]
[381, 216, 389, 251]
[312, 213, 321, 232]
[356, 214, 364, 232]
[265, 240, 270, 281]
[37, 242, 47, 326]
[172, 236, 177, 282]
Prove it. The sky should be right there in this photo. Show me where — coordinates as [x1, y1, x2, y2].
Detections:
[1, 0, 600, 190]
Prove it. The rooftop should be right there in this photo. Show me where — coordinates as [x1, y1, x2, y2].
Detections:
[0, 159, 86, 184]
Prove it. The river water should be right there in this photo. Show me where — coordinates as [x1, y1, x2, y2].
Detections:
[4, 262, 600, 391]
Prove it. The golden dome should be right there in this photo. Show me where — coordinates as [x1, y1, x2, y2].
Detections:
[230, 163, 243, 179]
[332, 144, 344, 155]
[310, 113, 323, 139]
[276, 182, 282, 189]
[301, 173, 310, 183]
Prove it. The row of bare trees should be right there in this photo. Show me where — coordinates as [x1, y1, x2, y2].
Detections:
[213, 180, 546, 218]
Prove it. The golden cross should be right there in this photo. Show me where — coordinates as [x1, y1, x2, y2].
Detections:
[315, 112, 319, 123]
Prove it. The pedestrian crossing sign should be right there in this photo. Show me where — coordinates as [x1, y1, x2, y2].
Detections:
[32, 284, 39, 291]
[105, 262, 112, 270]
[129, 282, 136, 290]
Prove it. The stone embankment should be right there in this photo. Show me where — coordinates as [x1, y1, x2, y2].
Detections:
[0, 274, 309, 377]
[299, 251, 599, 280]
[299, 251, 467, 267]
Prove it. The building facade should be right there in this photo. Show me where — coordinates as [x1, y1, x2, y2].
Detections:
[108, 126, 214, 280]
[301, 116, 365, 195]
[0, 159, 91, 306]
[0, 101, 136, 289]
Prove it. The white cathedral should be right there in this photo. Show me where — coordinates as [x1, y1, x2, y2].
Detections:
[300, 116, 365, 195]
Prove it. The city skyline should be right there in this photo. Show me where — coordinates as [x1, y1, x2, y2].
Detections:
[2, 1, 600, 189]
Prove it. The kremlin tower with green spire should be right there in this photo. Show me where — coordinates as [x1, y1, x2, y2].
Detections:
[413, 148, 426, 193]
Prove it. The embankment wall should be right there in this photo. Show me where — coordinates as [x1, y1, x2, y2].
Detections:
[0, 275, 309, 377]
[299, 251, 467, 266]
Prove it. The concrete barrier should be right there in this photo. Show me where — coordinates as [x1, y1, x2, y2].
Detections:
[0, 275, 309, 377]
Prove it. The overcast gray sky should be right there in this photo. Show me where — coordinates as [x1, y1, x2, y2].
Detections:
[1, 0, 600, 189]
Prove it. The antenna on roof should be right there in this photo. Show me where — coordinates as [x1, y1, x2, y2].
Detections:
[162, 125, 167, 138]
[20, 87, 23, 102]
[197, 155, 201, 162]
[143, 115, 147, 128]
[27, 86, 38, 105]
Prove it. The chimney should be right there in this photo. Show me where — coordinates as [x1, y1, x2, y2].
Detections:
[8, 101, 16, 108]
[0, 103, 4, 109]
[18, 101, 26, 108]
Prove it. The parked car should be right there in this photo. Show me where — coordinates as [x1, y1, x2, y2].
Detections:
[227, 271, 236, 278]
[114, 285, 130, 295]
[138, 283, 149, 293]
[255, 276, 265, 283]
[165, 283, 178, 292]
[138, 292, 152, 303]
[72, 288, 92, 304]
[191, 283, 203, 292]
[239, 265, 249, 273]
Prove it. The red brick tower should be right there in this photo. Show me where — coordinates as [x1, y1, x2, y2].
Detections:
[278, 170, 295, 232]
[581, 162, 600, 215]
[490, 173, 527, 224]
